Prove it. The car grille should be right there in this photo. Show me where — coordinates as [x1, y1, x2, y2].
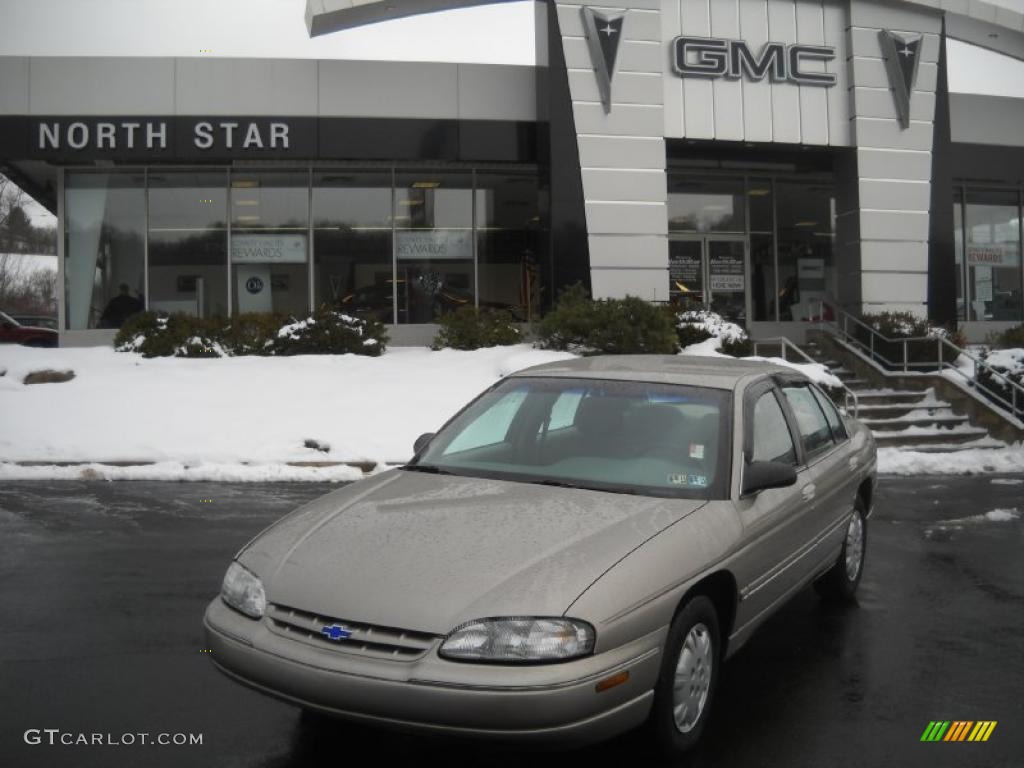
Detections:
[267, 603, 438, 660]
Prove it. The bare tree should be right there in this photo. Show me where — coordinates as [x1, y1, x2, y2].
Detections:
[1, 174, 31, 310]
[0, 173, 26, 231]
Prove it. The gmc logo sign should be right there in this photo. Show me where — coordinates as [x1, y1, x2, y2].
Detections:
[672, 37, 837, 86]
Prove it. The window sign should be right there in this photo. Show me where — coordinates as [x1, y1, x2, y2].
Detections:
[395, 230, 473, 261]
[230, 234, 307, 264]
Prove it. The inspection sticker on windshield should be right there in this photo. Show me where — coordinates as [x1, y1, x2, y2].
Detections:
[668, 473, 707, 488]
[689, 443, 705, 460]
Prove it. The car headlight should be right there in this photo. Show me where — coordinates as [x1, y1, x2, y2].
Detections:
[439, 617, 595, 663]
[220, 561, 266, 619]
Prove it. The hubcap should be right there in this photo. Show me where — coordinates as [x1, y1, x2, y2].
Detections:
[845, 513, 864, 581]
[672, 623, 713, 733]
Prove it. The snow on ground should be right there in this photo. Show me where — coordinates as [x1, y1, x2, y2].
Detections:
[878, 446, 1024, 476]
[0, 345, 574, 479]
[2, 341, 1020, 480]
[927, 507, 1021, 530]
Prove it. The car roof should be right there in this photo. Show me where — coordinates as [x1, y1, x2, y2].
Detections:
[511, 354, 800, 391]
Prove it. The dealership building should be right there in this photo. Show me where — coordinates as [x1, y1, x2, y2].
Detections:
[1, 0, 1024, 345]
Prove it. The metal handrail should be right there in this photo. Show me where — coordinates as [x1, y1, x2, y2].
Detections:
[817, 300, 1023, 422]
[752, 336, 860, 417]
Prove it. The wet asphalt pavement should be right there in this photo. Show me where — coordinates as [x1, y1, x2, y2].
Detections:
[1, 475, 1022, 768]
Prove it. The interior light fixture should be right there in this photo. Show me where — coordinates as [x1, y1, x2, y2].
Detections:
[231, 180, 259, 189]
[237, 215, 261, 222]
[411, 181, 441, 189]
[795, 221, 818, 227]
[234, 199, 260, 206]
[748, 189, 771, 197]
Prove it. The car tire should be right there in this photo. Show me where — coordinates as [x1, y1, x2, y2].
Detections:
[647, 595, 720, 757]
[814, 496, 868, 601]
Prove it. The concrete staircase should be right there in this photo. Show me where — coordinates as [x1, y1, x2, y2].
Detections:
[801, 338, 1005, 453]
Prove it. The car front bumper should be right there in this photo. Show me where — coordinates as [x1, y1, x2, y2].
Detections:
[204, 598, 664, 745]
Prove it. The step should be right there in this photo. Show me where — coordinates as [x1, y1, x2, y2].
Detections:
[853, 390, 932, 405]
[880, 439, 1006, 454]
[842, 379, 872, 389]
[863, 414, 970, 432]
[873, 426, 990, 446]
[855, 403, 954, 419]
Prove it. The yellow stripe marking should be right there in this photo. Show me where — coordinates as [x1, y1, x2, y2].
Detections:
[981, 721, 997, 741]
[968, 722, 985, 741]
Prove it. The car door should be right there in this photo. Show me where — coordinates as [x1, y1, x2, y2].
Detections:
[806, 383, 858, 538]
[777, 380, 850, 568]
[731, 380, 815, 628]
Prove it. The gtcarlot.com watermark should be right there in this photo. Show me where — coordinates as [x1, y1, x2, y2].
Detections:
[24, 729, 202, 747]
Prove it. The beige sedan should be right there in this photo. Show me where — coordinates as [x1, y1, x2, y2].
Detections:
[204, 355, 876, 756]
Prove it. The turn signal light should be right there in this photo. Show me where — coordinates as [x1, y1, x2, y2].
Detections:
[595, 671, 629, 693]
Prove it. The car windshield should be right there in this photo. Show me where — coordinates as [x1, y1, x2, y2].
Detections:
[408, 376, 731, 499]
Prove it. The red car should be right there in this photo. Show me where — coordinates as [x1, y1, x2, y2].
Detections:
[0, 310, 58, 347]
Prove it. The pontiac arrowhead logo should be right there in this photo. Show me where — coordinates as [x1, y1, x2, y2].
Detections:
[581, 7, 625, 113]
[878, 30, 923, 129]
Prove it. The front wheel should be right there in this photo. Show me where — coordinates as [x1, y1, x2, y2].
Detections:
[647, 595, 720, 756]
[815, 496, 868, 601]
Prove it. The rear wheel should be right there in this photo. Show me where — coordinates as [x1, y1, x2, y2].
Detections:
[815, 496, 868, 601]
[647, 595, 720, 756]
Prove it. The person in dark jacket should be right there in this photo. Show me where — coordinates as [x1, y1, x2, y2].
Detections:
[99, 284, 144, 328]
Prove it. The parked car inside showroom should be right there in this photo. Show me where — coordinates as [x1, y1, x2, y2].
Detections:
[204, 355, 876, 756]
[0, 310, 58, 347]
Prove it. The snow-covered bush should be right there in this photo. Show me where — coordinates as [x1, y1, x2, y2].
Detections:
[856, 311, 965, 370]
[431, 306, 522, 350]
[271, 307, 387, 357]
[115, 312, 223, 358]
[977, 347, 1024, 419]
[675, 310, 753, 357]
[536, 283, 678, 355]
[114, 308, 387, 358]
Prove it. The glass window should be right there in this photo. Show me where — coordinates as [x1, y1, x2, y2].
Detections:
[782, 385, 834, 457]
[147, 171, 228, 318]
[810, 385, 847, 441]
[313, 170, 394, 323]
[963, 188, 1021, 322]
[414, 377, 730, 498]
[64, 172, 145, 330]
[229, 172, 309, 316]
[750, 233, 776, 321]
[394, 171, 474, 323]
[747, 179, 773, 233]
[750, 392, 797, 465]
[668, 176, 745, 233]
[475, 171, 542, 322]
[776, 181, 835, 322]
[954, 188, 966, 321]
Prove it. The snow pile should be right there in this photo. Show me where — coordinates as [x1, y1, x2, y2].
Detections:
[986, 348, 1024, 375]
[928, 507, 1020, 530]
[878, 446, 1024, 476]
[0, 344, 574, 478]
[677, 310, 746, 342]
[0, 461, 365, 483]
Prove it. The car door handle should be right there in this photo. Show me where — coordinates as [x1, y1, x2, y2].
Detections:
[801, 483, 816, 502]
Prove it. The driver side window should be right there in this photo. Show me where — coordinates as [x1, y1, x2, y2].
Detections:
[751, 392, 797, 465]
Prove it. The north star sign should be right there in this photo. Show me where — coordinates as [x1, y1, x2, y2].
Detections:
[36, 119, 292, 151]
[672, 37, 837, 86]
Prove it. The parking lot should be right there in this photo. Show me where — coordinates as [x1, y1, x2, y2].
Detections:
[1, 476, 1021, 768]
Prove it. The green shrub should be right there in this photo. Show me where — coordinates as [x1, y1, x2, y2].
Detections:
[675, 310, 752, 357]
[536, 284, 678, 355]
[114, 312, 223, 358]
[220, 312, 286, 356]
[432, 306, 522, 350]
[271, 306, 388, 357]
[114, 308, 387, 358]
[855, 311, 963, 371]
[986, 323, 1024, 350]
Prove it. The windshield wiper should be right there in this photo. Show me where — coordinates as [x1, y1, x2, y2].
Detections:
[528, 478, 639, 495]
[401, 464, 456, 475]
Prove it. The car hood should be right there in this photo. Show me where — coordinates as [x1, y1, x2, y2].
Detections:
[239, 469, 705, 636]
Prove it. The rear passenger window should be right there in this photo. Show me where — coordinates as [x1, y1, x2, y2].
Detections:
[782, 385, 835, 457]
[810, 385, 848, 441]
[751, 392, 797, 465]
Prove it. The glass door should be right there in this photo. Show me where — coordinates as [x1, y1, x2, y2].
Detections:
[707, 237, 747, 322]
[669, 235, 748, 322]
[668, 237, 704, 312]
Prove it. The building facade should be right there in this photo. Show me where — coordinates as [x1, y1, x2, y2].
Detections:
[1, 0, 1023, 345]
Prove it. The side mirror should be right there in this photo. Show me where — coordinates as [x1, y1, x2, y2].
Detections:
[742, 461, 797, 496]
[413, 432, 435, 455]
